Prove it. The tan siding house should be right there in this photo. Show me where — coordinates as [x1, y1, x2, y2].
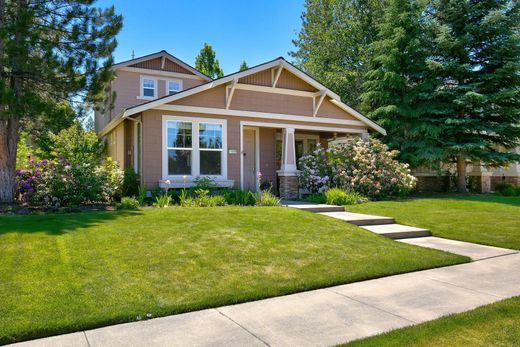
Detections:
[96, 51, 386, 198]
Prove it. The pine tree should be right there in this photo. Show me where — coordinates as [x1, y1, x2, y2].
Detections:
[0, 0, 122, 202]
[290, 0, 385, 107]
[361, 0, 444, 168]
[195, 43, 224, 79]
[239, 60, 249, 71]
[427, 0, 520, 192]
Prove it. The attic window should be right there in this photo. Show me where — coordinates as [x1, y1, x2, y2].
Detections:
[167, 79, 183, 94]
[141, 78, 156, 98]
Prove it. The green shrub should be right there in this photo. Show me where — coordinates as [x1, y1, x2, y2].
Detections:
[180, 189, 227, 207]
[117, 197, 140, 210]
[122, 168, 139, 197]
[324, 188, 368, 206]
[137, 186, 147, 206]
[303, 193, 327, 204]
[153, 194, 172, 208]
[193, 176, 217, 190]
[255, 190, 281, 206]
[298, 138, 416, 199]
[494, 182, 520, 196]
[16, 157, 123, 206]
[223, 189, 256, 206]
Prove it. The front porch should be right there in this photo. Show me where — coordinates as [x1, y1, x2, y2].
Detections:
[239, 121, 368, 198]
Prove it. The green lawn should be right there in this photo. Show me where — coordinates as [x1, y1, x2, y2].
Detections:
[348, 195, 520, 250]
[345, 296, 520, 347]
[0, 207, 466, 344]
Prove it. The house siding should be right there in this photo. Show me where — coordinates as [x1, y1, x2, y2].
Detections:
[95, 70, 206, 132]
[140, 110, 367, 189]
[130, 57, 193, 74]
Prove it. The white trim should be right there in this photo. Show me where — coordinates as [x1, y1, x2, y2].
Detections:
[162, 115, 228, 182]
[225, 78, 238, 109]
[159, 179, 234, 189]
[154, 105, 367, 128]
[240, 126, 260, 191]
[119, 67, 205, 80]
[227, 83, 319, 98]
[313, 91, 326, 117]
[139, 75, 158, 99]
[166, 78, 183, 95]
[329, 99, 386, 135]
[272, 65, 283, 87]
[240, 120, 367, 134]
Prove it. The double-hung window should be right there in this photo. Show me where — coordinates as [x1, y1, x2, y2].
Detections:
[141, 78, 156, 98]
[165, 117, 226, 179]
[167, 79, 183, 94]
[199, 123, 223, 175]
[167, 121, 192, 175]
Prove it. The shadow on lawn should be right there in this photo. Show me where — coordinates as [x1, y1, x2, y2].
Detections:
[0, 210, 143, 235]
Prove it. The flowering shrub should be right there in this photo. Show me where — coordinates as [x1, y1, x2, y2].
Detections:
[16, 157, 123, 207]
[298, 139, 416, 199]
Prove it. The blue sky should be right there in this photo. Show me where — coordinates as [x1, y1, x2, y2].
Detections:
[96, 0, 305, 74]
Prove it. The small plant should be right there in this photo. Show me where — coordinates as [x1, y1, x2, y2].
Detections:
[122, 168, 140, 197]
[324, 188, 368, 206]
[117, 196, 140, 210]
[223, 189, 256, 206]
[194, 176, 216, 190]
[494, 183, 520, 196]
[255, 190, 281, 206]
[303, 193, 327, 204]
[137, 185, 147, 206]
[154, 194, 172, 208]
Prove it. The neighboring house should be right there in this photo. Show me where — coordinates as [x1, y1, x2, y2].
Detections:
[95, 50, 385, 198]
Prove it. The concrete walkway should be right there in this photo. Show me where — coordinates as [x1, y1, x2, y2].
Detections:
[11, 253, 520, 347]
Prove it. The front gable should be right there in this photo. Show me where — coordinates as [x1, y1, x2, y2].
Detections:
[109, 57, 386, 136]
[130, 57, 193, 75]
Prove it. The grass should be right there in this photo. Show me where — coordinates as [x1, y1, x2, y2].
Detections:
[0, 207, 466, 344]
[344, 296, 520, 346]
[348, 195, 520, 250]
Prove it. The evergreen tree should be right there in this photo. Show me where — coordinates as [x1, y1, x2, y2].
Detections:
[0, 0, 122, 202]
[427, 0, 520, 192]
[291, 0, 385, 108]
[239, 60, 249, 71]
[195, 43, 224, 79]
[361, 0, 444, 167]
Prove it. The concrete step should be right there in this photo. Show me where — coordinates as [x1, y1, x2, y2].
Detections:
[282, 201, 345, 213]
[360, 224, 431, 240]
[319, 212, 395, 226]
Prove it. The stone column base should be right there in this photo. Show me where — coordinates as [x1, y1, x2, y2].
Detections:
[278, 174, 299, 199]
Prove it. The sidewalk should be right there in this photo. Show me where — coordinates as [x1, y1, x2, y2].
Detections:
[11, 252, 520, 347]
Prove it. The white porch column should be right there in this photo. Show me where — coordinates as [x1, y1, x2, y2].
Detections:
[279, 127, 297, 174]
[277, 127, 299, 199]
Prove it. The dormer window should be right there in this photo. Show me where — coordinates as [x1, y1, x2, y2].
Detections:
[167, 79, 183, 94]
[140, 77, 156, 99]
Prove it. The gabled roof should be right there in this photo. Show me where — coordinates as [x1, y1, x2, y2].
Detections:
[111, 50, 212, 81]
[100, 57, 386, 136]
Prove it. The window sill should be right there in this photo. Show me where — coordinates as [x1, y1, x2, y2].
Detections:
[159, 179, 234, 189]
[137, 96, 156, 101]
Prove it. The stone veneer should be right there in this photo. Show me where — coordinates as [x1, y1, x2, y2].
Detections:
[278, 175, 299, 199]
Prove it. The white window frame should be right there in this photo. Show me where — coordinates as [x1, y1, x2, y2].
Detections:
[162, 115, 227, 181]
[166, 79, 183, 95]
[138, 76, 157, 100]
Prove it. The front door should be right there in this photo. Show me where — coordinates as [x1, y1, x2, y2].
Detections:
[243, 128, 257, 190]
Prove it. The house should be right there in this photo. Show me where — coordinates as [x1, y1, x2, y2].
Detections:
[95, 50, 386, 198]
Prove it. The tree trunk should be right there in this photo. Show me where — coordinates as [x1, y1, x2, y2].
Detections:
[456, 155, 467, 193]
[0, 118, 20, 203]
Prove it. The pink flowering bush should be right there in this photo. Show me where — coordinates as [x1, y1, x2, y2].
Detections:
[298, 139, 416, 199]
[16, 157, 123, 207]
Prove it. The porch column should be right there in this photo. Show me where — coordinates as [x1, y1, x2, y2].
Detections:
[277, 127, 299, 199]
